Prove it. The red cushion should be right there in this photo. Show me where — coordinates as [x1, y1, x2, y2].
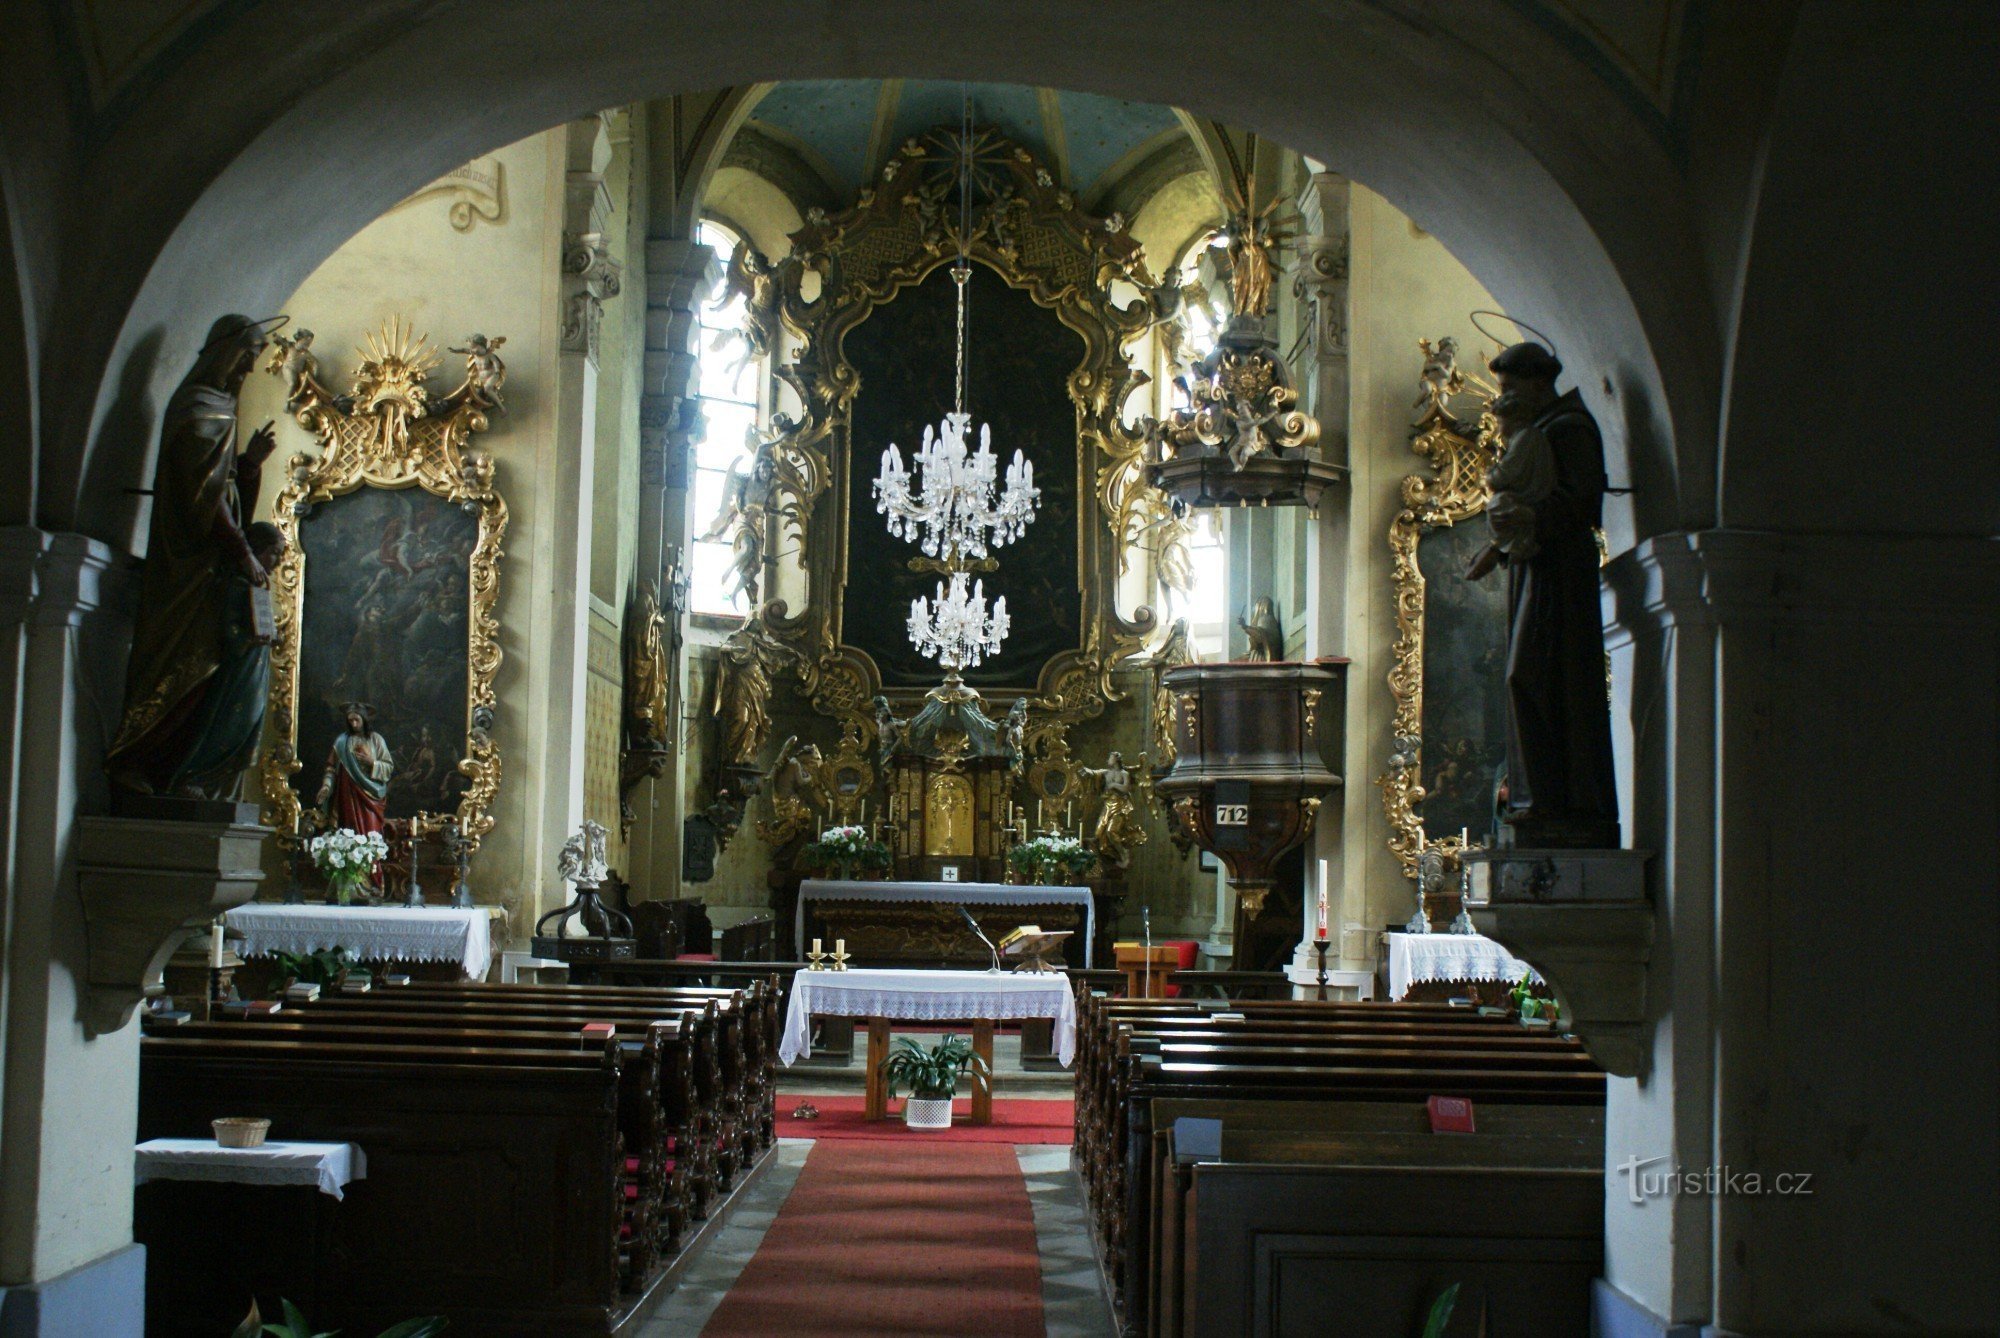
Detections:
[1163, 939, 1200, 997]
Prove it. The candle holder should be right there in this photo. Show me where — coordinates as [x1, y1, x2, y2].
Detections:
[805, 945, 829, 971]
[829, 942, 851, 972]
[1311, 936, 1331, 1001]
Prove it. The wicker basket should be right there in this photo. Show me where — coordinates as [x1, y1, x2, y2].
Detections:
[212, 1117, 271, 1149]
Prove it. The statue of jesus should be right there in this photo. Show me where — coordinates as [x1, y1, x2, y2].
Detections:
[318, 703, 395, 849]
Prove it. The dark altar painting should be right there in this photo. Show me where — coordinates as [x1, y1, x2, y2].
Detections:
[1415, 519, 1509, 840]
[296, 486, 476, 820]
[843, 263, 1084, 689]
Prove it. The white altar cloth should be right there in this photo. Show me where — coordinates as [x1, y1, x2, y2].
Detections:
[135, 1139, 366, 1199]
[796, 879, 1096, 967]
[224, 905, 492, 981]
[779, 968, 1077, 1067]
[1385, 931, 1539, 1001]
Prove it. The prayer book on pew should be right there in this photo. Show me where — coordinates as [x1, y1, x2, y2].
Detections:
[1427, 1095, 1477, 1134]
[383, 974, 411, 986]
[284, 983, 320, 1003]
[581, 1022, 617, 1048]
[340, 979, 373, 994]
[219, 1000, 282, 1019]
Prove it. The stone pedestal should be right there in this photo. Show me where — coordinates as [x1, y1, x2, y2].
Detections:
[1463, 846, 1652, 1076]
[75, 816, 270, 1035]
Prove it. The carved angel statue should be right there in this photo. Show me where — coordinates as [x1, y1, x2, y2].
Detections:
[450, 334, 508, 410]
[712, 240, 780, 386]
[873, 695, 904, 766]
[267, 328, 319, 409]
[1224, 199, 1284, 320]
[557, 818, 609, 890]
[1134, 497, 1197, 595]
[1079, 751, 1148, 869]
[768, 736, 831, 816]
[1240, 597, 1284, 661]
[1004, 697, 1030, 777]
[1414, 335, 1463, 411]
[698, 449, 770, 607]
[710, 621, 779, 767]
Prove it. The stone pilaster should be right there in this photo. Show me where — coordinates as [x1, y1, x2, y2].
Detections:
[0, 527, 149, 1320]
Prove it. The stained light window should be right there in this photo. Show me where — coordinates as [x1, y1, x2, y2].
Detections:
[689, 219, 767, 617]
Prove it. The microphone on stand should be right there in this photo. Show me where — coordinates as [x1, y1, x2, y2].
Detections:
[956, 904, 1004, 974]
[1142, 905, 1153, 998]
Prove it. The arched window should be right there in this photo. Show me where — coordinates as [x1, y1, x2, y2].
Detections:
[689, 219, 769, 617]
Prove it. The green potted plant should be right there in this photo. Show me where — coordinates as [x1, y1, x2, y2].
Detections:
[879, 1033, 988, 1130]
[270, 946, 363, 995]
[1509, 975, 1561, 1029]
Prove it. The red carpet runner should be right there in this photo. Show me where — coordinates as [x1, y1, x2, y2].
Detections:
[702, 1140, 1045, 1336]
[782, 1095, 1074, 1144]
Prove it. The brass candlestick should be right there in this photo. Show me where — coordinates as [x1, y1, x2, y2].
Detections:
[829, 941, 851, 972]
[806, 937, 828, 971]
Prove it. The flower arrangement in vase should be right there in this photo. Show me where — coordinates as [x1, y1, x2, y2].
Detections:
[1008, 834, 1097, 886]
[802, 824, 893, 881]
[308, 827, 390, 905]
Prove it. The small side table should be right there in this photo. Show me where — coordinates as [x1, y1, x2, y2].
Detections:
[1114, 942, 1184, 999]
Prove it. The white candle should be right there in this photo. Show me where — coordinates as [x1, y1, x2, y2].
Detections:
[812, 938, 822, 954]
[209, 918, 225, 968]
[1316, 887, 1329, 936]
[835, 939, 845, 956]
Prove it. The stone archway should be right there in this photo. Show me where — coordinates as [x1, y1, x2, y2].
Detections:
[18, 0, 1719, 556]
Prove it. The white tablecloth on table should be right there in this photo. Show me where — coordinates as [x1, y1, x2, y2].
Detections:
[796, 880, 1097, 967]
[779, 968, 1078, 1067]
[134, 1139, 366, 1199]
[224, 905, 492, 980]
[1385, 931, 1539, 1001]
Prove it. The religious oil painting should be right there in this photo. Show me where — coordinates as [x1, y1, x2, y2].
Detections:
[1415, 519, 1509, 840]
[295, 486, 477, 820]
[844, 264, 1084, 689]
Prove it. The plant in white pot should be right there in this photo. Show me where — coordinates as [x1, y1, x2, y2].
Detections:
[880, 1033, 988, 1130]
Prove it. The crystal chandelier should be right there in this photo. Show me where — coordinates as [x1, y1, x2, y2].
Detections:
[872, 93, 1039, 672]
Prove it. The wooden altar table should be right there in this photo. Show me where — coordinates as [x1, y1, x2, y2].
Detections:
[795, 879, 1096, 967]
[1384, 930, 1539, 1001]
[224, 905, 496, 980]
[778, 968, 1077, 1126]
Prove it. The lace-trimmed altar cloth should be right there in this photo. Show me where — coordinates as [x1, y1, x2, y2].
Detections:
[1385, 931, 1540, 1001]
[135, 1139, 366, 1199]
[779, 968, 1078, 1067]
[224, 905, 493, 981]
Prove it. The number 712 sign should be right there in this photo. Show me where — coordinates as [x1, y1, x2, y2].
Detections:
[1213, 803, 1250, 826]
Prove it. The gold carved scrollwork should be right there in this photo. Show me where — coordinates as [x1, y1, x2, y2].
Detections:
[757, 128, 1171, 797]
[262, 318, 509, 849]
[1377, 338, 1500, 881]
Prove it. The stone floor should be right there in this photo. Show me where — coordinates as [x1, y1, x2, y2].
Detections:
[637, 1139, 1115, 1336]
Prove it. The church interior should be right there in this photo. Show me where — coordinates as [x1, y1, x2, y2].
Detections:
[0, 4, 1995, 1336]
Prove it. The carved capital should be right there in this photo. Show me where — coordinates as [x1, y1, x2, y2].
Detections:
[560, 232, 623, 364]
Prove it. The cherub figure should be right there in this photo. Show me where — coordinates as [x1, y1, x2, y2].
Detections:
[450, 334, 508, 410]
[1414, 335, 1463, 410]
[267, 328, 319, 409]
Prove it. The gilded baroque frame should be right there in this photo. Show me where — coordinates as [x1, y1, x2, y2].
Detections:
[260, 319, 509, 849]
[753, 127, 1171, 804]
[1378, 342, 1500, 880]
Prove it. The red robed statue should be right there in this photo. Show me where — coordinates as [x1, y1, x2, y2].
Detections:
[317, 703, 396, 851]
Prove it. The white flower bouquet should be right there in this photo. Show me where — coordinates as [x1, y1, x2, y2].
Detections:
[805, 824, 891, 878]
[308, 827, 389, 904]
[1008, 833, 1097, 884]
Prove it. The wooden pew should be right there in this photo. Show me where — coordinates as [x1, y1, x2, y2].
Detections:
[1067, 993, 1605, 1333]
[139, 1036, 632, 1336]
[1164, 1112, 1603, 1337]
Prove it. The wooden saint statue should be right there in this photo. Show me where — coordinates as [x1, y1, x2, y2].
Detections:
[106, 314, 285, 802]
[1464, 341, 1620, 848]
